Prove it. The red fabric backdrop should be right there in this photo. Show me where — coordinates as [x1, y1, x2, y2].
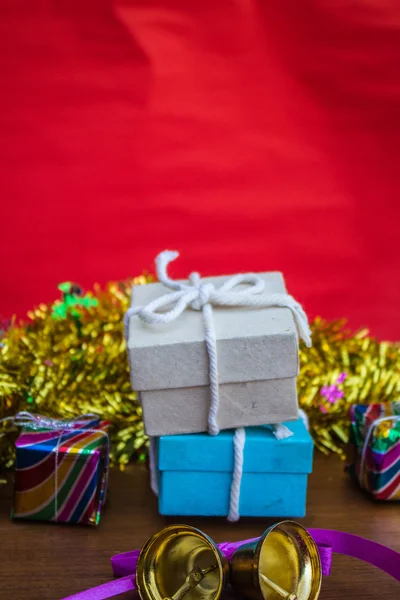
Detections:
[1, 0, 399, 338]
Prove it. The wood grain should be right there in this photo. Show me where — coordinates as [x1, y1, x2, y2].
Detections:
[0, 453, 399, 599]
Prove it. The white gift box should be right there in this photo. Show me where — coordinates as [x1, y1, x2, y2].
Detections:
[126, 271, 302, 436]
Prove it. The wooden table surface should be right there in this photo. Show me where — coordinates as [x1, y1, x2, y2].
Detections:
[0, 453, 399, 600]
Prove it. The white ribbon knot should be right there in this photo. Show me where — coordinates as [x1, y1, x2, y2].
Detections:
[124, 250, 311, 436]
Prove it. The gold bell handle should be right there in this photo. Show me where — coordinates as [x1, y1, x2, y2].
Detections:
[164, 564, 218, 600]
[259, 573, 297, 600]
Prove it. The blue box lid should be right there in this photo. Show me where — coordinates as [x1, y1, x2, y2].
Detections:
[158, 419, 313, 474]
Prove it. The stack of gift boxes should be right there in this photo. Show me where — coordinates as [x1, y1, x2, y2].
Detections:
[126, 264, 314, 519]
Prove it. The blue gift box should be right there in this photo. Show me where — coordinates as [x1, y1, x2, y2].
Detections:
[156, 418, 313, 517]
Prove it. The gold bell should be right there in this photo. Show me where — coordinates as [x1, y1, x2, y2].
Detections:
[136, 524, 229, 600]
[230, 520, 322, 600]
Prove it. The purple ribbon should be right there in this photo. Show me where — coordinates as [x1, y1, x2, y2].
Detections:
[110, 538, 332, 579]
[62, 529, 400, 600]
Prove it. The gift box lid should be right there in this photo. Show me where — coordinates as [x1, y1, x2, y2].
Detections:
[157, 418, 313, 474]
[15, 418, 109, 458]
[127, 272, 299, 391]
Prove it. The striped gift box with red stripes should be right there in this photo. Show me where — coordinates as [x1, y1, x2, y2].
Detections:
[13, 418, 109, 525]
[349, 403, 400, 501]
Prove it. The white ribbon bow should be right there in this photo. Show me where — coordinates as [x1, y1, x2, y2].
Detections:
[124, 250, 311, 436]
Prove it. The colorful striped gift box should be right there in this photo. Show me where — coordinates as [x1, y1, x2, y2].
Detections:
[13, 417, 109, 525]
[349, 403, 400, 501]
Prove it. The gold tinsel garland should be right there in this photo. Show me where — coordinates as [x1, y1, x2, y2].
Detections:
[0, 278, 399, 471]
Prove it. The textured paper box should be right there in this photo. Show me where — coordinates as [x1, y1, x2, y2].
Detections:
[127, 272, 299, 391]
[140, 377, 298, 436]
[156, 418, 313, 517]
